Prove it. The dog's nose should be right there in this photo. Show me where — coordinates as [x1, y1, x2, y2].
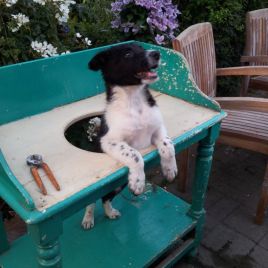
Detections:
[150, 51, 160, 61]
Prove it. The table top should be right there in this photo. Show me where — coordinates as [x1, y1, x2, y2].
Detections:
[0, 90, 219, 211]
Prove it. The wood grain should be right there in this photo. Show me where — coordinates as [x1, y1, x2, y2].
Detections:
[173, 21, 268, 223]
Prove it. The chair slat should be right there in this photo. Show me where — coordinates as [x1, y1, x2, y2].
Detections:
[173, 21, 268, 223]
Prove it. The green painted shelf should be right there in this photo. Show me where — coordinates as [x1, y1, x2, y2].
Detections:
[0, 185, 196, 268]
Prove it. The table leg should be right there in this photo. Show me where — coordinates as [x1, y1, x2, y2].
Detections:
[188, 124, 220, 249]
[28, 218, 62, 268]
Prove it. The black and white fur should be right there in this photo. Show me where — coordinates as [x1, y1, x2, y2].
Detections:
[82, 44, 177, 229]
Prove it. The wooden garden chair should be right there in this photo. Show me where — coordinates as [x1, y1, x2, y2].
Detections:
[172, 22, 268, 224]
[240, 8, 268, 96]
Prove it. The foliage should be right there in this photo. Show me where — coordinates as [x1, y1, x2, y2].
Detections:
[110, 0, 180, 45]
[175, 0, 268, 96]
[0, 0, 267, 96]
[0, 0, 119, 66]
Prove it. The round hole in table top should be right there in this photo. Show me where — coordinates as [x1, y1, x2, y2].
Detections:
[64, 114, 103, 153]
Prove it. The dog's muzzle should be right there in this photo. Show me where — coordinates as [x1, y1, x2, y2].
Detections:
[136, 50, 160, 81]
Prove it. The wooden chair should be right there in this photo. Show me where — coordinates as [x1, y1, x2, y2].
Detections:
[240, 8, 268, 96]
[172, 22, 268, 224]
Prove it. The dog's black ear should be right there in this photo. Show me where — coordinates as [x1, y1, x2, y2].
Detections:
[88, 51, 108, 71]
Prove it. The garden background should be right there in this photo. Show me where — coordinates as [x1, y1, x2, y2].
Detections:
[0, 0, 267, 97]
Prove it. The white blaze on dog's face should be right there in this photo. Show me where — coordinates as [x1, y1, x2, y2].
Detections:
[88, 44, 160, 86]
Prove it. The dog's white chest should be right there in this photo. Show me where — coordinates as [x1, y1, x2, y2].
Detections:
[105, 86, 162, 149]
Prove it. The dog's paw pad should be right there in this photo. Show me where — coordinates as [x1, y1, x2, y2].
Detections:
[106, 208, 121, 219]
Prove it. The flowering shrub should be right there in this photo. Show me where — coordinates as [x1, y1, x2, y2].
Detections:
[111, 0, 180, 45]
[0, 0, 117, 66]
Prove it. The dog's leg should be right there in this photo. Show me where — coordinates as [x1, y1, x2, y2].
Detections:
[103, 200, 121, 219]
[81, 203, 95, 229]
[153, 127, 178, 182]
[101, 138, 145, 195]
[101, 184, 126, 219]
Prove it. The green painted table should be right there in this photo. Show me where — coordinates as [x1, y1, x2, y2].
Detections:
[0, 41, 226, 268]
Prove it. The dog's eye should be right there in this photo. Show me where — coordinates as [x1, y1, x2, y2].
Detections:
[124, 51, 133, 58]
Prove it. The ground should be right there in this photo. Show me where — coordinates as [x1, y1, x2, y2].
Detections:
[156, 144, 267, 268]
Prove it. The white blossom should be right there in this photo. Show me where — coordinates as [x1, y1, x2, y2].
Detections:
[75, 33, 92, 47]
[5, 0, 18, 7]
[31, 41, 58, 58]
[84, 37, 92, 46]
[54, 1, 76, 25]
[11, 13, 30, 32]
[61, 50, 71, 55]
[32, 0, 47, 5]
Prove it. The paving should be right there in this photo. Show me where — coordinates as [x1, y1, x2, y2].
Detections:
[169, 144, 268, 268]
[3, 144, 268, 268]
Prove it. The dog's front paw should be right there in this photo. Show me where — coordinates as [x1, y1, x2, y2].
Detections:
[128, 168, 145, 195]
[81, 214, 94, 230]
[161, 156, 178, 182]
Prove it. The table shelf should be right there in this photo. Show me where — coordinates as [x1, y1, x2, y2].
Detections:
[1, 186, 196, 268]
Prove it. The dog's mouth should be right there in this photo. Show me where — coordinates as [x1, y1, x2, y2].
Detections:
[136, 65, 159, 81]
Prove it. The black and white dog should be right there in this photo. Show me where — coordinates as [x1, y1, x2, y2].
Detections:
[82, 43, 177, 229]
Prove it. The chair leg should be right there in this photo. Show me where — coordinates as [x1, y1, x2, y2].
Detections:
[240, 75, 250, 96]
[0, 211, 9, 253]
[178, 148, 190, 193]
[255, 161, 268, 225]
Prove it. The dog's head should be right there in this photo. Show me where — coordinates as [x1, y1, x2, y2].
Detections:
[89, 44, 160, 86]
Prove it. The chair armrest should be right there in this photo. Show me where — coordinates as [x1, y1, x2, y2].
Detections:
[214, 97, 268, 112]
[216, 66, 268, 76]
[241, 55, 268, 64]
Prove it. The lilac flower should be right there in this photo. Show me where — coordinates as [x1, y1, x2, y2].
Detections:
[110, 0, 180, 44]
[155, 34, 165, 45]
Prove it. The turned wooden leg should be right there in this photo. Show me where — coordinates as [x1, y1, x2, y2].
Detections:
[28, 218, 63, 268]
[189, 138, 214, 220]
[188, 124, 220, 249]
[178, 148, 190, 193]
[255, 161, 268, 225]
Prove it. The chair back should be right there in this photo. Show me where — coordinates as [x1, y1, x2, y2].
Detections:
[172, 22, 216, 97]
[244, 8, 268, 59]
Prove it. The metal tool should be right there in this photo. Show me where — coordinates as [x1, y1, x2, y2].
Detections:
[26, 154, 60, 195]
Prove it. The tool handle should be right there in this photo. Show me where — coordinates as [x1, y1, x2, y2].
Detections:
[30, 167, 47, 195]
[42, 162, 60, 191]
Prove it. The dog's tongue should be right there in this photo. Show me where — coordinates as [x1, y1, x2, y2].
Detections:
[144, 71, 157, 79]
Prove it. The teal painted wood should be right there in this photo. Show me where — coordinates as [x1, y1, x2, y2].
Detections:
[0, 41, 131, 125]
[0, 114, 225, 226]
[0, 150, 35, 211]
[140, 42, 221, 112]
[0, 212, 9, 254]
[0, 186, 196, 268]
[188, 123, 221, 249]
[28, 216, 63, 268]
[0, 41, 220, 125]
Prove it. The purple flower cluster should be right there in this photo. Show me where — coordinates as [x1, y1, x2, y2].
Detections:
[111, 0, 180, 44]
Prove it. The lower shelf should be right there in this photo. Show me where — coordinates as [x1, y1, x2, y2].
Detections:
[0, 185, 197, 268]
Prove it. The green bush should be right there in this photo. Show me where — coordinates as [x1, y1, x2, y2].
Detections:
[175, 0, 268, 96]
[0, 0, 119, 66]
[1, 0, 267, 96]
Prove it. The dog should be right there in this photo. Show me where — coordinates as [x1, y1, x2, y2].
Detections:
[82, 43, 178, 229]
